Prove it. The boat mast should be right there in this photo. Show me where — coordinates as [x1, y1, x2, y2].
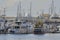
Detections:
[51, 0, 55, 14]
[17, 1, 22, 21]
[16, 3, 19, 21]
[19, 1, 22, 18]
[41, 10, 44, 16]
[42, 10, 44, 14]
[30, 2, 32, 17]
[49, 7, 50, 14]
[28, 2, 32, 17]
[23, 9, 25, 17]
[3, 8, 6, 33]
[3, 8, 6, 19]
[0, 9, 2, 16]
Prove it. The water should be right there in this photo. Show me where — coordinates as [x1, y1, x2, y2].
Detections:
[0, 33, 60, 40]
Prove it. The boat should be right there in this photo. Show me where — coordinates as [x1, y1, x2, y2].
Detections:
[34, 27, 45, 34]
[8, 20, 34, 34]
[34, 20, 45, 34]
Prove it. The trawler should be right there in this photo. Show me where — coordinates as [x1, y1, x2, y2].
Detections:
[34, 20, 45, 34]
[8, 20, 34, 34]
[34, 27, 45, 34]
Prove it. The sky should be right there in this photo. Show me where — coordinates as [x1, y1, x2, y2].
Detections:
[0, 0, 60, 17]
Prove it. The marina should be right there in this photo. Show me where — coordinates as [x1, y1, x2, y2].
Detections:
[0, 0, 60, 40]
[0, 0, 60, 34]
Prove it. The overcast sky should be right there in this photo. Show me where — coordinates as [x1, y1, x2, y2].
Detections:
[0, 0, 60, 17]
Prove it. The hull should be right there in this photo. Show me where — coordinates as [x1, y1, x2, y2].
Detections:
[34, 28, 45, 34]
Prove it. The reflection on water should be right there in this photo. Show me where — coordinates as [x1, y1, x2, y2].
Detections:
[0, 34, 60, 40]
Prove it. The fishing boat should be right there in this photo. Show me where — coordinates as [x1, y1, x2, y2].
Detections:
[8, 20, 34, 34]
[34, 20, 45, 34]
[34, 27, 45, 34]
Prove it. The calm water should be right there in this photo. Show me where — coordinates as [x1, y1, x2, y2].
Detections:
[0, 34, 60, 40]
